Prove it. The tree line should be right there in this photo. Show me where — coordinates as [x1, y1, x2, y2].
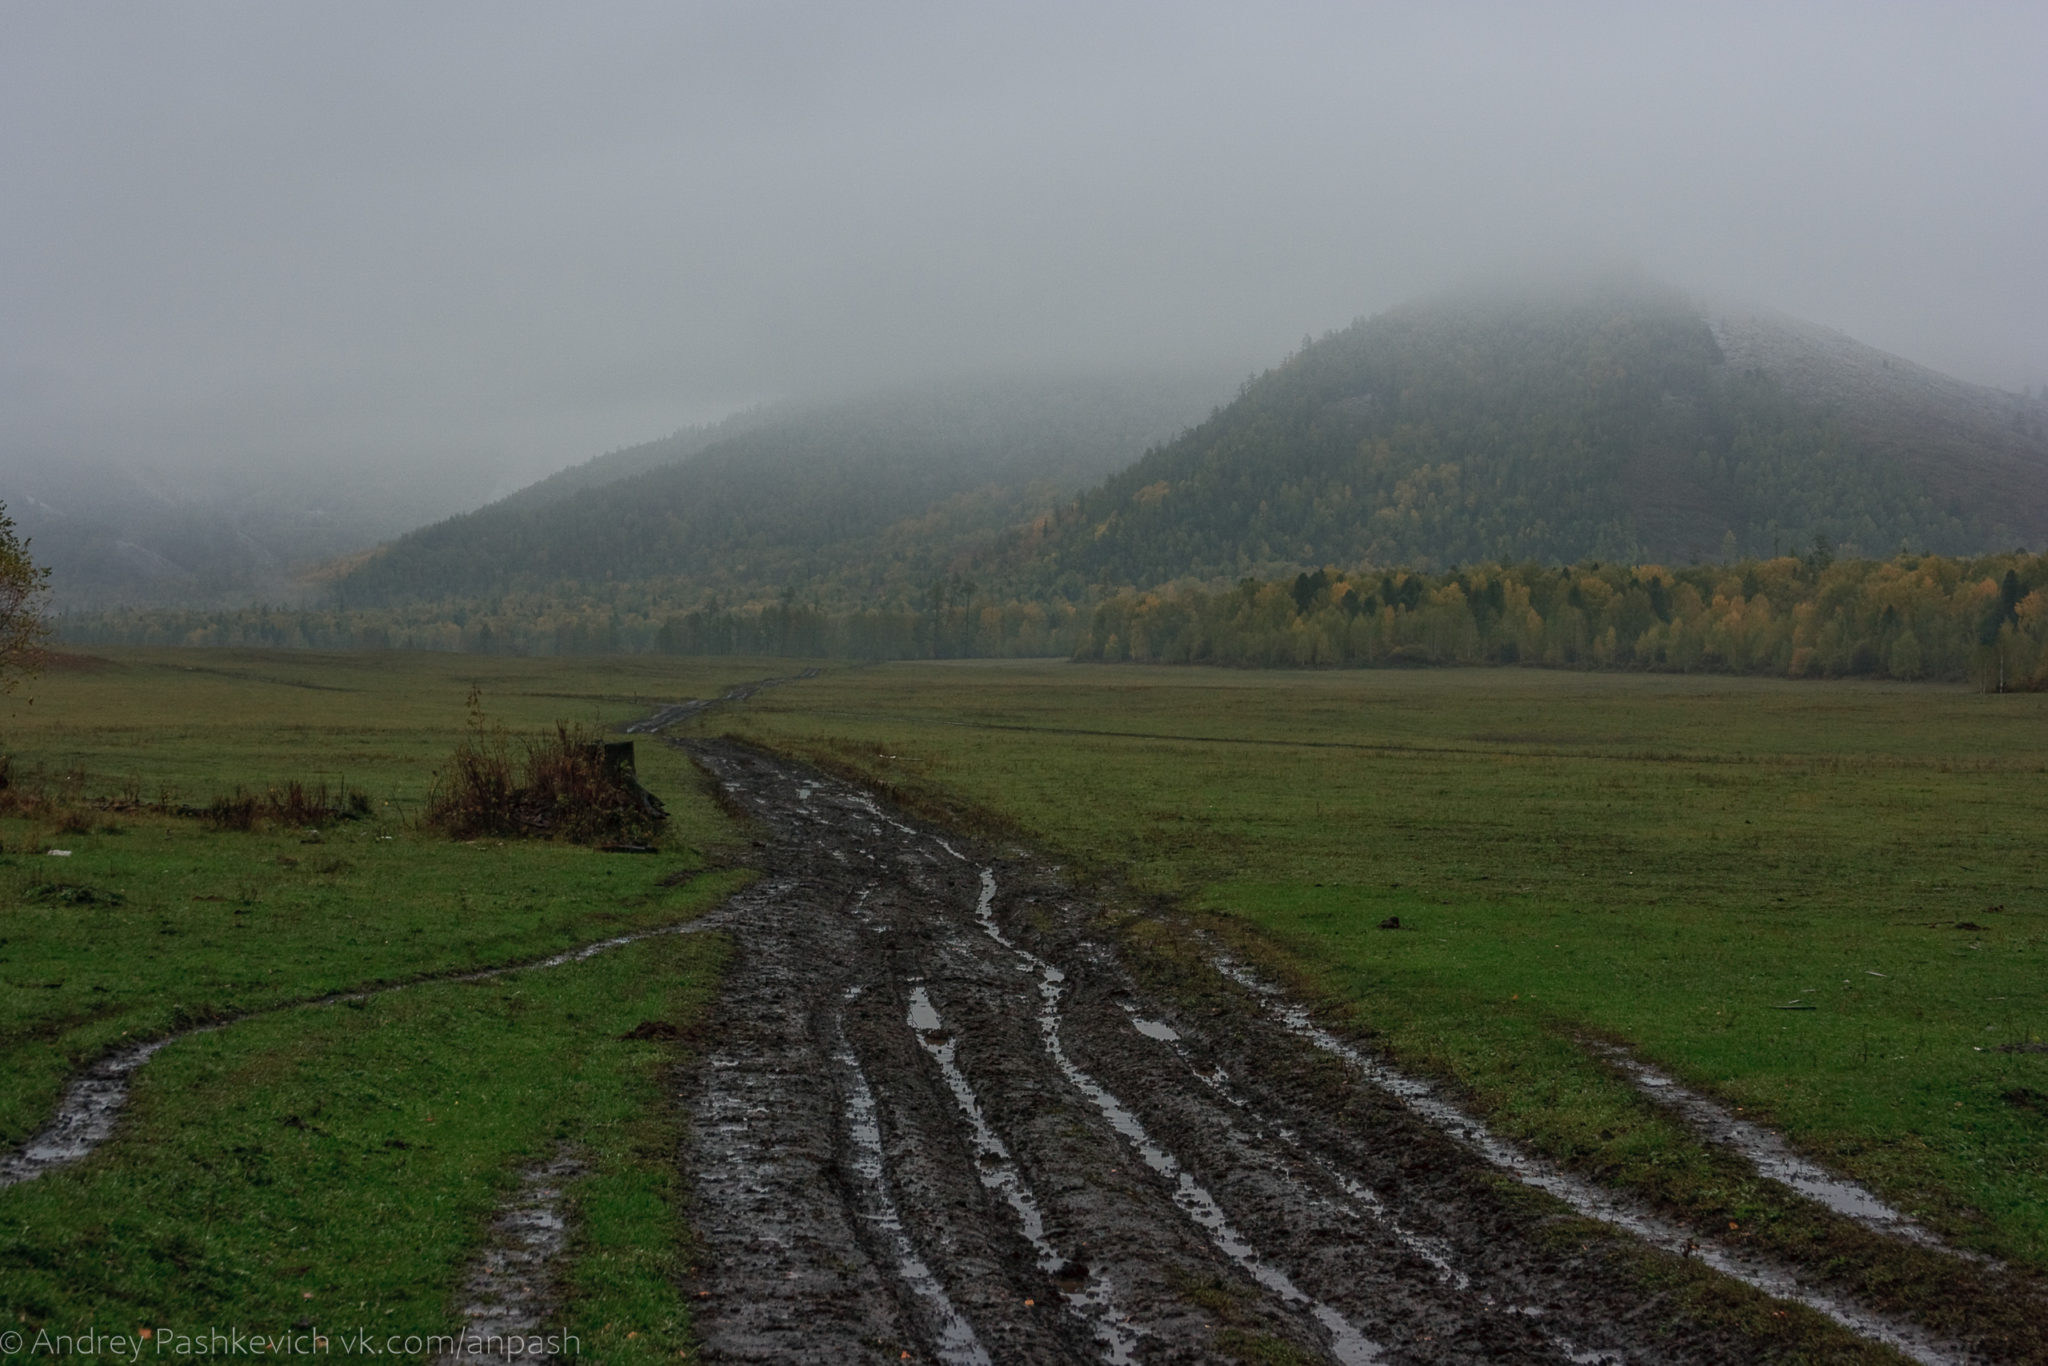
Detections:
[53, 550, 2048, 690]
[57, 584, 1090, 662]
[1075, 551, 2048, 688]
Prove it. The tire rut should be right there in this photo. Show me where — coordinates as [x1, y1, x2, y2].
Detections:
[0, 906, 740, 1189]
[677, 737, 2004, 1366]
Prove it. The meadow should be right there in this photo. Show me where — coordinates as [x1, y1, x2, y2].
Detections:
[718, 660, 2048, 1277]
[2, 648, 2043, 1361]
[0, 650, 772, 1361]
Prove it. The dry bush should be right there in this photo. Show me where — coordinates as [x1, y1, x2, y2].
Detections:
[199, 780, 370, 832]
[206, 791, 260, 831]
[425, 689, 665, 845]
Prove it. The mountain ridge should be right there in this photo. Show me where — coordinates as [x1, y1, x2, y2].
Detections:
[332, 370, 1234, 610]
[993, 276, 2047, 596]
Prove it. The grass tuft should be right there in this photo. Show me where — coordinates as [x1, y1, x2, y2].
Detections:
[426, 689, 666, 845]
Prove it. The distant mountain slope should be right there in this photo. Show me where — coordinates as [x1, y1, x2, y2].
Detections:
[1709, 305, 2048, 539]
[480, 408, 781, 516]
[0, 459, 481, 610]
[1005, 276, 2048, 593]
[336, 372, 1230, 608]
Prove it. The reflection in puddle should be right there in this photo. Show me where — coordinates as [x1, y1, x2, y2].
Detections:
[834, 1011, 990, 1366]
[908, 985, 1139, 1364]
[1128, 1017, 1179, 1043]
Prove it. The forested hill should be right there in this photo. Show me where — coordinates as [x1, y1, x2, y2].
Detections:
[1003, 276, 2048, 594]
[335, 372, 1229, 609]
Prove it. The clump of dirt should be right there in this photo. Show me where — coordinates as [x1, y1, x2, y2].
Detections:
[24, 881, 125, 907]
[425, 689, 664, 845]
[618, 1019, 685, 1041]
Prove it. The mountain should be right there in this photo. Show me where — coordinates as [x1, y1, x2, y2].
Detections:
[1707, 305, 2048, 541]
[334, 372, 1231, 610]
[0, 459, 488, 611]
[476, 410, 780, 517]
[1002, 274, 2048, 594]
[3, 408, 794, 611]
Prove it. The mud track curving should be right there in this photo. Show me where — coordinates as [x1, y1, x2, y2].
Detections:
[0, 909, 741, 1190]
[676, 738, 2015, 1366]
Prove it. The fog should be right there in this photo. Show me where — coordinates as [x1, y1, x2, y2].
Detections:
[4, 1, 2045, 498]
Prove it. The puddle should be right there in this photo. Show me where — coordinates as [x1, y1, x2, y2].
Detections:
[0, 1036, 193, 1187]
[908, 985, 1140, 1364]
[1590, 1044, 1937, 1243]
[439, 1149, 584, 1363]
[0, 908, 738, 1189]
[834, 1013, 990, 1366]
[1215, 959, 1969, 1366]
[952, 862, 1382, 1366]
[1128, 1017, 1180, 1044]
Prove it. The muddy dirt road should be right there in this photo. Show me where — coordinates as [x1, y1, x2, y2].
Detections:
[675, 740, 1998, 1366]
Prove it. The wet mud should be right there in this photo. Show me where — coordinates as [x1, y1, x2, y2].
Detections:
[439, 1148, 586, 1364]
[0, 1035, 191, 1187]
[675, 737, 2011, 1365]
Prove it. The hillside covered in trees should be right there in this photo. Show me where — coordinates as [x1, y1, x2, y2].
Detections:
[334, 372, 1229, 611]
[1002, 274, 2048, 595]
[57, 277, 2048, 682]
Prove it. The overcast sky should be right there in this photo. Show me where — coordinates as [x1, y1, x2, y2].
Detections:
[4, 1, 2045, 494]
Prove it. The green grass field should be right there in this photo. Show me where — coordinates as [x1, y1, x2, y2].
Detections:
[3, 648, 2045, 1360]
[716, 660, 2048, 1274]
[0, 650, 769, 1359]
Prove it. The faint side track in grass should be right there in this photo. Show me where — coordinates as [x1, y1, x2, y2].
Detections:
[1585, 1041, 1945, 1246]
[437, 1147, 586, 1365]
[1210, 956, 1984, 1366]
[765, 704, 2044, 772]
[0, 898, 741, 1190]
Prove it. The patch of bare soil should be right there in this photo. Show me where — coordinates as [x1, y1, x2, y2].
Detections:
[439, 1149, 586, 1364]
[676, 739, 2013, 1365]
